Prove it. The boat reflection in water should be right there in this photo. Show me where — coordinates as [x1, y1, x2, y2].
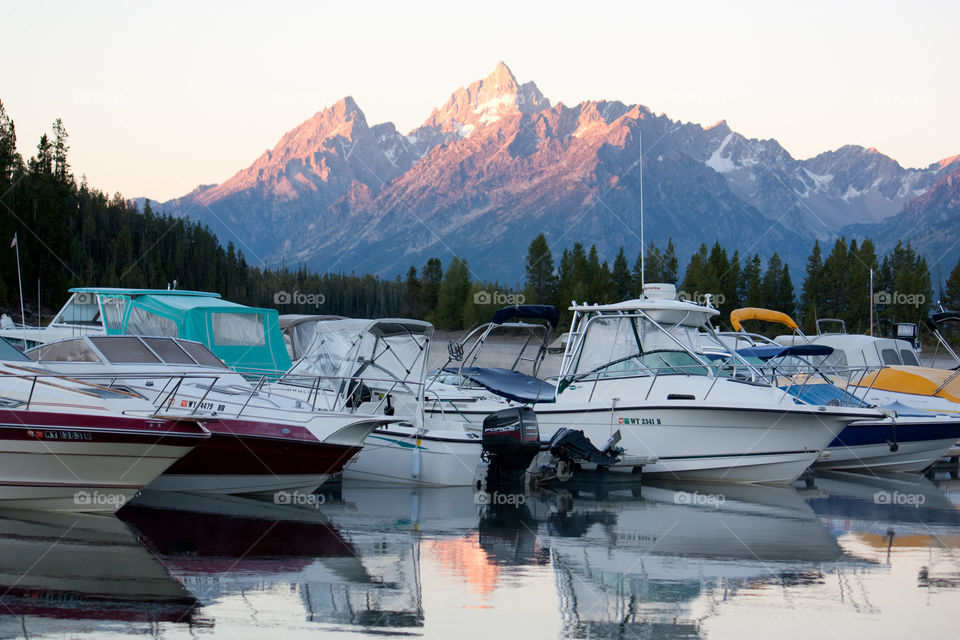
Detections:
[526, 481, 850, 639]
[802, 470, 960, 593]
[3, 473, 958, 638]
[118, 488, 427, 632]
[0, 509, 198, 637]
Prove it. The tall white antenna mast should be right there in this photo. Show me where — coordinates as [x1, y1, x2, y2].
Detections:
[639, 129, 645, 294]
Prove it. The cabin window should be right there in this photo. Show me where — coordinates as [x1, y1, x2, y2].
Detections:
[880, 348, 902, 365]
[90, 336, 161, 363]
[126, 307, 178, 337]
[143, 337, 196, 365]
[211, 312, 265, 347]
[100, 297, 127, 331]
[900, 349, 920, 366]
[54, 293, 101, 326]
[179, 341, 228, 368]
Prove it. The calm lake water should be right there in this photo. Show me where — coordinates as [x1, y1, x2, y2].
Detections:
[1, 469, 959, 640]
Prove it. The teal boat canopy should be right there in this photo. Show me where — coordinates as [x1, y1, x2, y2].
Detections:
[68, 287, 292, 375]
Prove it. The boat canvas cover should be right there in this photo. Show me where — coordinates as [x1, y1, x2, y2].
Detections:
[291, 318, 433, 394]
[736, 344, 833, 360]
[104, 293, 291, 375]
[490, 305, 560, 328]
[444, 366, 557, 404]
[855, 366, 960, 405]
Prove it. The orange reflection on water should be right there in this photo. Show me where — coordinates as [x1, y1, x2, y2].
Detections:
[424, 533, 501, 600]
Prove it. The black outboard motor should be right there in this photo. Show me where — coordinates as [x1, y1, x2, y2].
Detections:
[481, 407, 541, 486]
[548, 428, 621, 467]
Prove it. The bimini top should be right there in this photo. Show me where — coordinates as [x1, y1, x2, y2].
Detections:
[490, 305, 560, 328]
[570, 298, 719, 328]
[288, 318, 434, 390]
[730, 307, 799, 332]
[67, 287, 290, 375]
[927, 310, 960, 331]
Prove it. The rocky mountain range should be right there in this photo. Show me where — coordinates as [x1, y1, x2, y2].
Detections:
[160, 62, 960, 284]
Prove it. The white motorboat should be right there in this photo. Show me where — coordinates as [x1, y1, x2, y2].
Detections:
[426, 286, 885, 484]
[724, 307, 960, 472]
[0, 339, 209, 512]
[278, 318, 488, 486]
[768, 310, 960, 414]
[27, 335, 397, 495]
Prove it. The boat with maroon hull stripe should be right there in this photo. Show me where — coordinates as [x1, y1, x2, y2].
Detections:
[0, 344, 210, 512]
[27, 335, 396, 495]
[152, 417, 363, 494]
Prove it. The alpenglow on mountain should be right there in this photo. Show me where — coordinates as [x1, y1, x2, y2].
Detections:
[160, 62, 960, 282]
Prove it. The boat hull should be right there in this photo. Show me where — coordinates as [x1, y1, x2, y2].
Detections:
[149, 419, 362, 495]
[817, 418, 960, 472]
[0, 410, 207, 513]
[343, 427, 483, 486]
[442, 401, 870, 484]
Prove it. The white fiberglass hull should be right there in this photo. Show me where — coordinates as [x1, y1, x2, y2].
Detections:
[0, 439, 198, 512]
[343, 427, 483, 487]
[442, 399, 874, 484]
[535, 402, 858, 484]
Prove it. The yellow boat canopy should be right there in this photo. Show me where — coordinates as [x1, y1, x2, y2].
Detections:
[729, 307, 799, 332]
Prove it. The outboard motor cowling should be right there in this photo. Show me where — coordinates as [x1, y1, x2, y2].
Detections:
[481, 407, 540, 486]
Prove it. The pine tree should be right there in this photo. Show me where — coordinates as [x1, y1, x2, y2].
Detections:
[434, 257, 472, 329]
[800, 241, 824, 332]
[419, 257, 443, 317]
[740, 254, 763, 307]
[402, 266, 421, 317]
[524, 233, 557, 304]
[663, 239, 679, 284]
[943, 257, 960, 310]
[612, 246, 632, 300]
[820, 238, 850, 321]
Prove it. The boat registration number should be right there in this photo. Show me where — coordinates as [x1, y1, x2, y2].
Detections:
[27, 430, 93, 440]
[618, 417, 661, 425]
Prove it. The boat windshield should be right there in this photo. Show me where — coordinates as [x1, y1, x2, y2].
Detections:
[0, 338, 31, 362]
[52, 293, 101, 327]
[29, 339, 102, 363]
[29, 336, 228, 368]
[570, 315, 704, 379]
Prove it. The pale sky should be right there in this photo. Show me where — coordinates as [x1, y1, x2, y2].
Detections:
[3, 0, 958, 202]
